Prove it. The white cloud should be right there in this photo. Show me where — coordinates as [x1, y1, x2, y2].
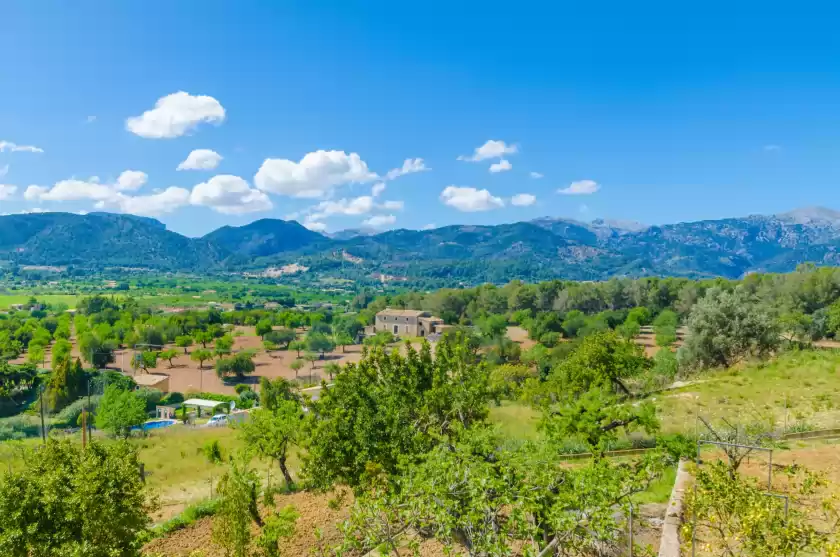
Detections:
[530, 171, 544, 179]
[363, 214, 396, 228]
[385, 158, 430, 180]
[114, 170, 148, 191]
[0, 184, 17, 200]
[380, 200, 404, 211]
[108, 187, 191, 216]
[489, 159, 512, 173]
[255, 150, 376, 198]
[189, 174, 272, 215]
[313, 195, 375, 217]
[125, 91, 226, 139]
[557, 179, 600, 195]
[763, 144, 782, 152]
[38, 178, 115, 202]
[440, 186, 504, 212]
[303, 216, 328, 232]
[0, 165, 8, 178]
[511, 193, 536, 206]
[421, 223, 436, 230]
[0, 140, 43, 153]
[24, 185, 48, 200]
[371, 182, 386, 197]
[86, 116, 97, 124]
[458, 140, 517, 162]
[177, 149, 223, 171]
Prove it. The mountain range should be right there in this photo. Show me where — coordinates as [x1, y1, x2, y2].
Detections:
[3, 208, 840, 283]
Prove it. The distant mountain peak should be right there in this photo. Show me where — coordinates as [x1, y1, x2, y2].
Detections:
[589, 218, 648, 232]
[776, 206, 840, 225]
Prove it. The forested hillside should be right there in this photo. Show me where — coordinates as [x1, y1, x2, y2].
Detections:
[5, 208, 840, 283]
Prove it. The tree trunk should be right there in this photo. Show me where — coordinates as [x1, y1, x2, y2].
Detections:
[278, 457, 293, 490]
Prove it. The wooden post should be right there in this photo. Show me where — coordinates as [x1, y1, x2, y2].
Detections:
[81, 410, 87, 448]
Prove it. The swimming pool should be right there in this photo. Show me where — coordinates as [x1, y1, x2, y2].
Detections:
[140, 419, 178, 430]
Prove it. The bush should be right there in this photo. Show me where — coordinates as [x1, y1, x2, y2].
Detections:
[54, 395, 103, 426]
[234, 384, 251, 395]
[0, 415, 41, 441]
[140, 498, 222, 543]
[90, 370, 136, 393]
[204, 440, 224, 464]
[159, 392, 184, 406]
[135, 387, 164, 411]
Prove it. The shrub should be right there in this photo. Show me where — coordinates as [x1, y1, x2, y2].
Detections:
[54, 395, 103, 426]
[160, 392, 185, 406]
[234, 384, 251, 395]
[0, 415, 41, 441]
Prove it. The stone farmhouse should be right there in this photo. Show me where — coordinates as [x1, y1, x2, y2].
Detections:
[371, 308, 447, 337]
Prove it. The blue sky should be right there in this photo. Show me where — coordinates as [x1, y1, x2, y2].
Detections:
[2, 1, 840, 237]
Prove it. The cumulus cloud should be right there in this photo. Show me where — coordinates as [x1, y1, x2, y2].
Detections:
[311, 195, 375, 218]
[763, 144, 782, 152]
[458, 140, 517, 162]
[489, 159, 512, 173]
[189, 175, 273, 215]
[511, 193, 537, 206]
[530, 171, 544, 179]
[24, 185, 48, 200]
[115, 170, 148, 191]
[85, 116, 97, 124]
[421, 223, 436, 230]
[177, 149, 223, 171]
[0, 140, 44, 153]
[0, 165, 8, 178]
[557, 179, 600, 195]
[0, 184, 17, 200]
[254, 150, 376, 198]
[107, 188, 191, 216]
[363, 214, 396, 228]
[126, 91, 226, 139]
[440, 186, 504, 212]
[371, 182, 386, 197]
[385, 158, 430, 180]
[380, 200, 404, 211]
[37, 178, 115, 202]
[303, 216, 328, 232]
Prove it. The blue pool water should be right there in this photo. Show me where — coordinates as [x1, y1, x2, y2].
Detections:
[140, 419, 178, 430]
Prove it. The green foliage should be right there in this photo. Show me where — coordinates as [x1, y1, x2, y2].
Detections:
[214, 333, 235, 357]
[79, 331, 116, 368]
[333, 331, 353, 352]
[0, 439, 153, 556]
[305, 331, 335, 355]
[45, 357, 87, 412]
[678, 287, 781, 370]
[175, 334, 194, 353]
[95, 385, 147, 438]
[289, 358, 304, 377]
[684, 460, 839, 556]
[489, 363, 536, 401]
[215, 352, 255, 381]
[212, 456, 263, 557]
[190, 348, 213, 369]
[255, 319, 273, 338]
[159, 348, 179, 367]
[255, 506, 299, 557]
[203, 439, 224, 464]
[239, 401, 302, 488]
[362, 330, 395, 347]
[264, 328, 295, 348]
[303, 334, 491, 489]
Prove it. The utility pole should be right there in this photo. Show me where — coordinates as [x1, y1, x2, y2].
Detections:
[87, 378, 92, 440]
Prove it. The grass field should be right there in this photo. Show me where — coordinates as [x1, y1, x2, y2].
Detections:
[0, 294, 79, 309]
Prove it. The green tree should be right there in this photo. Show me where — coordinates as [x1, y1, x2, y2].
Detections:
[190, 348, 213, 369]
[175, 334, 193, 354]
[212, 456, 263, 557]
[678, 287, 780, 370]
[290, 358, 304, 379]
[0, 439, 152, 557]
[239, 400, 302, 488]
[27, 344, 45, 366]
[264, 328, 295, 349]
[304, 352, 318, 371]
[306, 332, 335, 356]
[289, 340, 305, 357]
[135, 350, 158, 373]
[255, 319, 273, 339]
[216, 352, 255, 381]
[193, 330, 212, 348]
[45, 357, 87, 412]
[324, 362, 340, 380]
[303, 334, 491, 489]
[159, 348, 179, 368]
[79, 332, 115, 369]
[214, 333, 235, 357]
[334, 331, 353, 353]
[96, 385, 147, 438]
